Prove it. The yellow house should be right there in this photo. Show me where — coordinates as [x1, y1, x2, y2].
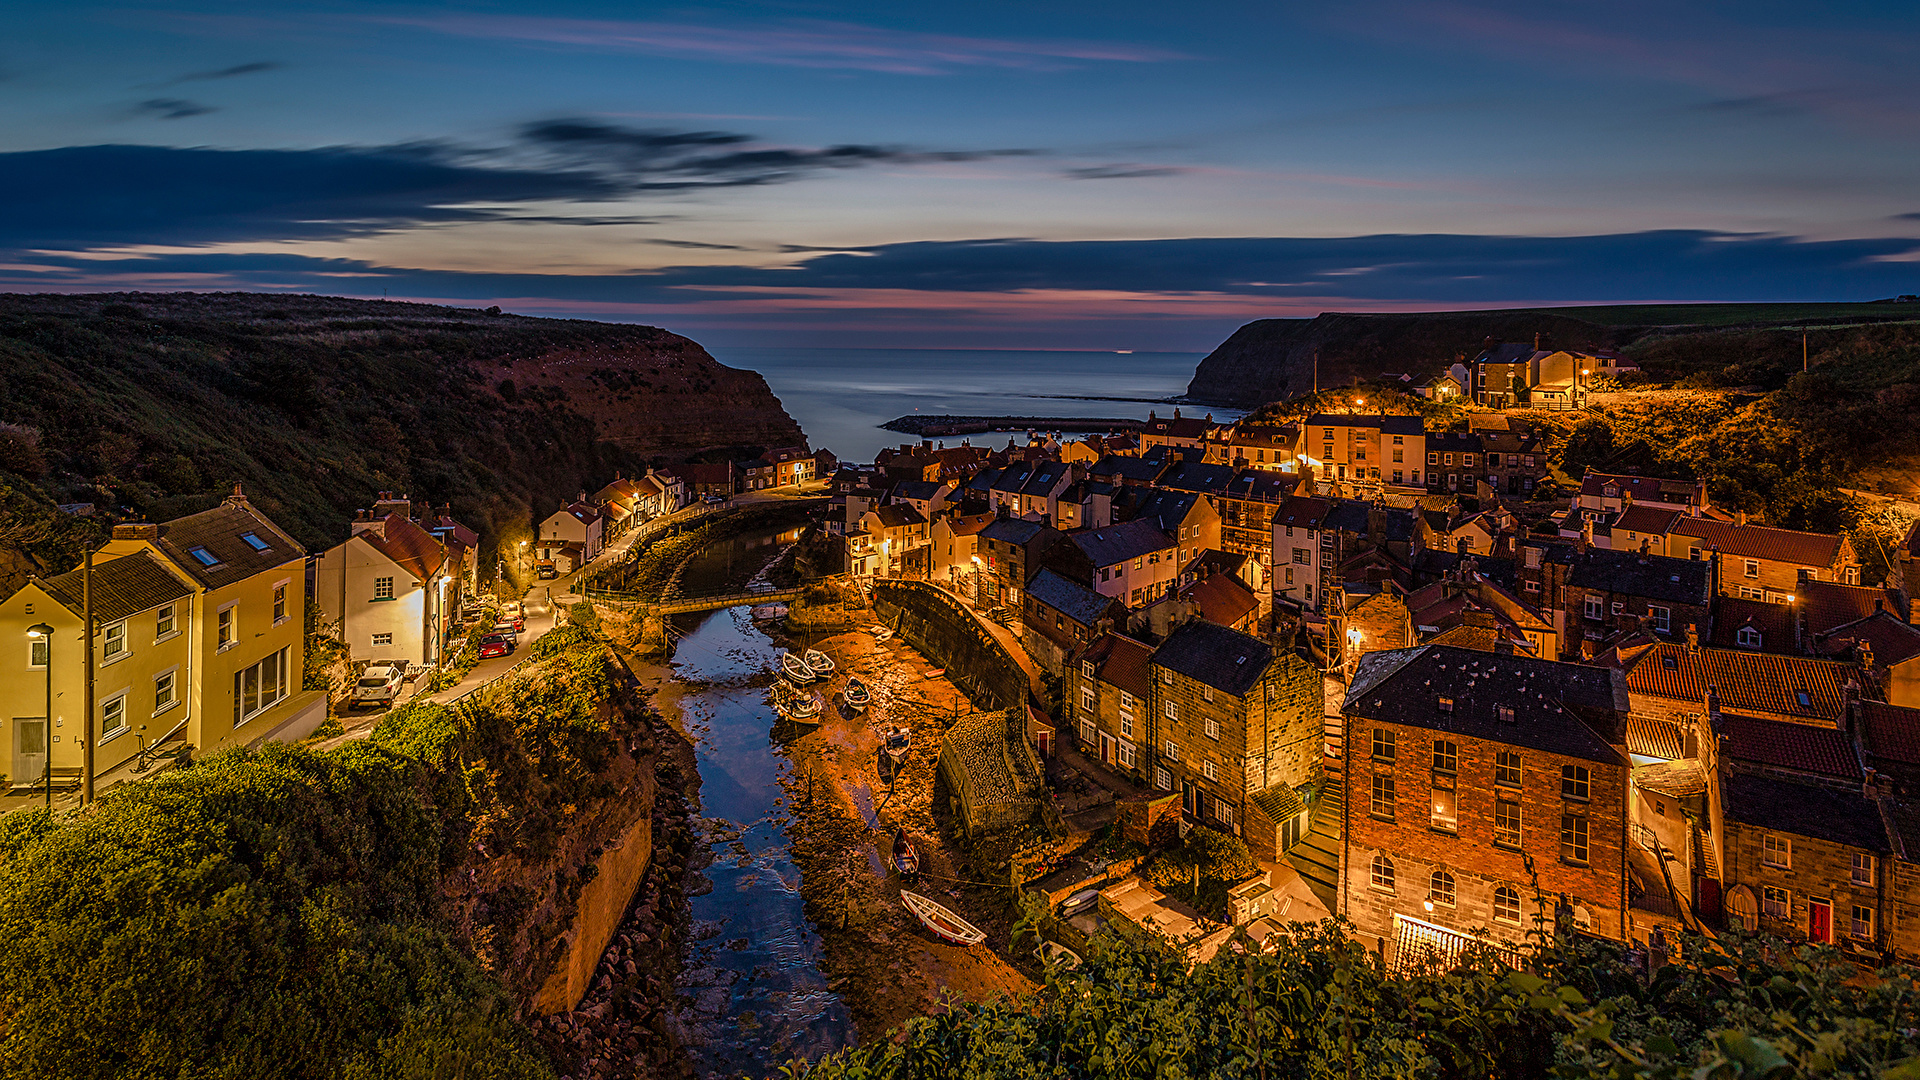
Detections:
[1, 487, 326, 789]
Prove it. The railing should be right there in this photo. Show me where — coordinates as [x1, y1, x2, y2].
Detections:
[1390, 913, 1527, 976]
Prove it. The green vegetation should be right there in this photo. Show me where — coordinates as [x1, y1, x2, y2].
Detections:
[1141, 825, 1259, 913]
[788, 923, 1920, 1080]
[588, 502, 815, 598]
[0, 623, 637, 1079]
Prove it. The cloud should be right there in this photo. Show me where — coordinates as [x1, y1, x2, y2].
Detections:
[171, 61, 279, 83]
[646, 239, 750, 250]
[135, 98, 216, 120]
[1062, 164, 1190, 180]
[373, 14, 1189, 75]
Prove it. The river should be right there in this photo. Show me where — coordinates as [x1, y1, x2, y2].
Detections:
[644, 521, 856, 1078]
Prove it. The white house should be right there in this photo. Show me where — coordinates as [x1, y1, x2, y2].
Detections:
[538, 500, 604, 574]
[315, 512, 455, 667]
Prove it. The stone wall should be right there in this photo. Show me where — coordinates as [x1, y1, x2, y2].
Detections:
[533, 808, 655, 1014]
[873, 580, 1029, 711]
[938, 708, 1044, 835]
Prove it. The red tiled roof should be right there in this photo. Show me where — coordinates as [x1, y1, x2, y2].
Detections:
[1274, 496, 1329, 530]
[939, 512, 997, 538]
[1084, 632, 1154, 701]
[1619, 642, 1861, 722]
[1862, 700, 1920, 767]
[1815, 611, 1920, 667]
[1626, 715, 1686, 759]
[564, 501, 601, 525]
[1182, 573, 1259, 628]
[1580, 471, 1704, 502]
[1721, 712, 1861, 781]
[1798, 579, 1907, 637]
[362, 514, 447, 582]
[1612, 504, 1682, 537]
[1709, 598, 1793, 652]
[1667, 517, 1847, 568]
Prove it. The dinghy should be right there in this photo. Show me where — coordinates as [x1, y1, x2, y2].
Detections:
[880, 724, 910, 761]
[780, 651, 817, 684]
[901, 890, 984, 946]
[892, 828, 920, 876]
[843, 677, 871, 711]
[1035, 941, 1082, 970]
[805, 648, 835, 675]
[869, 625, 894, 643]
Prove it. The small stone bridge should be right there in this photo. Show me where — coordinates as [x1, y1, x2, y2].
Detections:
[584, 586, 813, 655]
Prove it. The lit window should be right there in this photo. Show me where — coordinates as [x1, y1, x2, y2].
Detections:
[232, 646, 292, 726]
[1494, 800, 1521, 848]
[1493, 886, 1521, 924]
[1372, 728, 1396, 761]
[1371, 773, 1396, 819]
[1561, 813, 1589, 864]
[1431, 785, 1457, 832]
[1429, 870, 1455, 906]
[1561, 765, 1590, 801]
[1853, 905, 1876, 940]
[1853, 853, 1876, 886]
[1495, 752, 1522, 788]
[372, 633, 392, 647]
[1762, 886, 1789, 919]
[1432, 740, 1457, 774]
[1370, 855, 1395, 892]
[1763, 834, 1791, 869]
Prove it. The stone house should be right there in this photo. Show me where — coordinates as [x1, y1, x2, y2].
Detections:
[1073, 632, 1155, 781]
[1340, 645, 1633, 956]
[1272, 494, 1332, 613]
[856, 504, 930, 579]
[1424, 431, 1483, 495]
[1578, 471, 1710, 515]
[976, 517, 1061, 610]
[930, 512, 996, 598]
[1466, 416, 1552, 498]
[1551, 546, 1715, 660]
[768, 445, 814, 487]
[1023, 568, 1125, 679]
[1664, 517, 1861, 599]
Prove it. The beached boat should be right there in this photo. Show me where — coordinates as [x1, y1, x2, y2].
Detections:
[843, 677, 871, 711]
[780, 652, 817, 684]
[881, 724, 910, 761]
[869, 625, 894, 643]
[804, 648, 835, 675]
[1060, 887, 1101, 917]
[773, 686, 821, 724]
[923, 668, 945, 679]
[749, 604, 788, 621]
[1035, 941, 1082, 970]
[892, 828, 920, 876]
[901, 890, 984, 946]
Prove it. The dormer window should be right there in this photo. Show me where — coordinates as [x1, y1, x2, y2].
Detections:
[1736, 626, 1761, 649]
[1662, 655, 1678, 669]
[1437, 697, 1453, 713]
[188, 546, 220, 567]
[239, 532, 270, 552]
[1497, 705, 1515, 723]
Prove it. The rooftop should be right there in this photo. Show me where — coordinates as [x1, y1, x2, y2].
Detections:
[1069, 518, 1173, 568]
[1082, 632, 1155, 700]
[1667, 517, 1846, 568]
[1151, 619, 1274, 697]
[1614, 641, 1861, 721]
[1720, 712, 1861, 782]
[139, 494, 305, 590]
[1564, 547, 1713, 605]
[1723, 772, 1887, 852]
[1027, 568, 1119, 628]
[40, 551, 193, 622]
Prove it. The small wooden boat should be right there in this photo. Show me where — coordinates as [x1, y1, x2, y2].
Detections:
[923, 668, 945, 679]
[901, 890, 984, 946]
[843, 677, 871, 711]
[1035, 941, 1082, 970]
[781, 652, 817, 684]
[870, 625, 894, 643]
[750, 604, 788, 621]
[805, 648, 835, 675]
[881, 724, 910, 761]
[1060, 887, 1101, 916]
[892, 828, 920, 876]
[773, 686, 821, 724]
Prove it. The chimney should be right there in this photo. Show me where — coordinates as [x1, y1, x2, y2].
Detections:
[1173, 407, 1181, 419]
[1576, 517, 1592, 554]
[1686, 623, 1700, 652]
[111, 523, 159, 540]
[1735, 510, 1747, 527]
[225, 482, 248, 506]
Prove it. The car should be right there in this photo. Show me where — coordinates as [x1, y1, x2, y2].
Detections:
[536, 561, 558, 580]
[502, 600, 523, 619]
[477, 634, 513, 659]
[499, 602, 525, 632]
[492, 620, 521, 642]
[352, 663, 405, 708]
[702, 494, 724, 505]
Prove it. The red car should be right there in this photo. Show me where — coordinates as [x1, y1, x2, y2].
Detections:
[477, 634, 514, 659]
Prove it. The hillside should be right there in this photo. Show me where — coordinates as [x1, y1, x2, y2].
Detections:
[0, 292, 803, 582]
[1185, 301, 1920, 407]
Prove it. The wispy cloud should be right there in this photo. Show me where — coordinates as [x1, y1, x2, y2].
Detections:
[169, 60, 279, 84]
[1063, 164, 1191, 180]
[371, 14, 1189, 75]
[134, 98, 215, 120]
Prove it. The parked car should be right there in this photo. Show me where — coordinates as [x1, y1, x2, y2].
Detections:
[492, 621, 520, 643]
[536, 561, 558, 579]
[478, 634, 513, 659]
[702, 494, 724, 505]
[352, 663, 405, 709]
[501, 601, 525, 632]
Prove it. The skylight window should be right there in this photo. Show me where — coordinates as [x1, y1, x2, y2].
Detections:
[1795, 690, 1813, 708]
[240, 532, 270, 551]
[188, 546, 221, 567]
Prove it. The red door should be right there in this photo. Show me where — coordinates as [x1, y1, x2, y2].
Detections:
[1809, 899, 1833, 944]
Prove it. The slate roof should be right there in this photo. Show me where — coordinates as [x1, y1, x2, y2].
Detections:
[1564, 548, 1713, 606]
[559, 502, 601, 525]
[1155, 461, 1236, 496]
[1815, 611, 1920, 667]
[1723, 772, 1888, 851]
[1082, 632, 1154, 700]
[146, 496, 304, 590]
[1614, 642, 1860, 721]
[1273, 496, 1329, 531]
[1223, 469, 1295, 505]
[1151, 619, 1273, 697]
[1710, 598, 1793, 651]
[1323, 499, 1371, 536]
[1133, 489, 1203, 533]
[1069, 518, 1172, 568]
[990, 464, 1033, 494]
[966, 467, 1003, 493]
[980, 517, 1048, 546]
[1019, 462, 1071, 496]
[1027, 569, 1118, 627]
[1091, 455, 1167, 485]
[1144, 414, 1211, 439]
[1721, 712, 1861, 782]
[1667, 517, 1847, 568]
[1861, 700, 1920, 767]
[1301, 413, 1425, 436]
[870, 504, 927, 529]
[1580, 472, 1705, 503]
[892, 479, 946, 502]
[40, 551, 193, 621]
[1426, 431, 1484, 454]
[1475, 342, 1536, 365]
[1344, 644, 1630, 765]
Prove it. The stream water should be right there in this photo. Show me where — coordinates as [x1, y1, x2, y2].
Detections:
[649, 523, 855, 1078]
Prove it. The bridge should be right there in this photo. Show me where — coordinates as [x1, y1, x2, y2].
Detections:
[582, 585, 809, 616]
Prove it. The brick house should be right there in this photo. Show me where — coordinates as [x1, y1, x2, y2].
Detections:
[1023, 568, 1125, 678]
[1552, 546, 1715, 660]
[1664, 517, 1860, 599]
[976, 517, 1061, 610]
[1610, 639, 1864, 728]
[1073, 632, 1155, 781]
[1340, 645, 1633, 956]
[738, 458, 775, 491]
[1045, 518, 1178, 609]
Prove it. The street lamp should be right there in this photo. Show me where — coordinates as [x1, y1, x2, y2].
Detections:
[26, 623, 53, 809]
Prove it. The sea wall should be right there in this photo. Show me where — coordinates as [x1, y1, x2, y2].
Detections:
[532, 789, 655, 1014]
[872, 580, 1027, 711]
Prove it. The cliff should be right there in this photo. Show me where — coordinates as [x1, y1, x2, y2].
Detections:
[0, 291, 803, 572]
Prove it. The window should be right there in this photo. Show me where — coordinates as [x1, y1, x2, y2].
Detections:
[1392, 448, 1404, 463]
[1162, 741, 1180, 762]
[1689, 546, 1703, 560]
[156, 603, 176, 639]
[1853, 853, 1876, 886]
[1370, 855, 1395, 892]
[1744, 559, 1760, 579]
[1493, 886, 1521, 924]
[1285, 567, 1295, 586]
[1794, 690, 1812, 709]
[1082, 660, 1096, 679]
[232, 646, 291, 726]
[1292, 547, 1310, 564]
[1393, 471, 1403, 484]
[1133, 557, 1143, 570]
[103, 620, 127, 661]
[1442, 453, 1454, 466]
[1584, 596, 1604, 620]
[1080, 719, 1097, 745]
[1762, 886, 1789, 919]
[1216, 802, 1234, 829]
[1852, 905, 1875, 940]
[1203, 759, 1217, 781]
[1081, 687, 1096, 713]
[187, 546, 220, 567]
[1463, 454, 1476, 468]
[1119, 741, 1136, 768]
[273, 583, 288, 624]
[1524, 580, 1541, 594]
[101, 693, 128, 738]
[29, 637, 47, 668]
[240, 532, 270, 551]
[1763, 834, 1791, 869]
[1524, 454, 1536, 468]
[1486, 452, 1500, 466]
[1427, 452, 1438, 466]
[1737, 626, 1762, 648]
[1439, 697, 1454, 713]
[1205, 717, 1220, 740]
[1371, 773, 1396, 819]
[1610, 601, 1625, 616]
[1372, 728, 1396, 761]
[1164, 700, 1177, 720]
[1495, 752, 1521, 788]
[1429, 870, 1456, 906]
[217, 606, 236, 649]
[1202, 685, 1214, 703]
[1433, 739, 1458, 774]
[1740, 586, 1764, 600]
[1494, 800, 1521, 848]
[1561, 813, 1589, 864]
[154, 669, 177, 713]
[1561, 765, 1590, 801]
[1431, 785, 1457, 831]
[373, 576, 395, 600]
[1649, 605, 1671, 633]
[1154, 766, 1171, 790]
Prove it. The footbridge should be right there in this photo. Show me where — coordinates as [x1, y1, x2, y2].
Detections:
[583, 586, 806, 615]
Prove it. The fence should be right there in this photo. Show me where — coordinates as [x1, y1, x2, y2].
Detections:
[1389, 913, 1528, 976]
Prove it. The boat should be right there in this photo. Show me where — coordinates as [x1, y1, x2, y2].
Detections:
[880, 724, 910, 761]
[749, 604, 788, 621]
[923, 668, 945, 679]
[870, 625, 895, 643]
[901, 890, 984, 946]
[1035, 941, 1082, 970]
[1060, 887, 1101, 916]
[773, 686, 821, 725]
[843, 677, 871, 711]
[804, 648, 835, 675]
[892, 828, 920, 876]
[780, 652, 817, 684]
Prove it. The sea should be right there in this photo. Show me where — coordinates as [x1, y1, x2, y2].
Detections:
[702, 347, 1238, 463]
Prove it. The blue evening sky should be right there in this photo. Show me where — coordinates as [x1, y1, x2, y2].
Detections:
[4, 1, 1918, 348]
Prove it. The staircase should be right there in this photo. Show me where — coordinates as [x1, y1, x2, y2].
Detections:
[1286, 714, 1346, 913]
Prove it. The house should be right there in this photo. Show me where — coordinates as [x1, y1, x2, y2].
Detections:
[593, 478, 640, 535]
[1467, 416, 1552, 498]
[856, 504, 930, 579]
[674, 461, 735, 501]
[768, 445, 815, 487]
[1053, 480, 1115, 531]
[1130, 488, 1221, 570]
[423, 507, 480, 590]
[931, 512, 997, 597]
[1272, 495, 1333, 612]
[0, 489, 327, 788]
[976, 517, 1061, 609]
[1812, 611, 1920, 707]
[1423, 431, 1482, 495]
[1578, 471, 1709, 515]
[314, 511, 456, 668]
[889, 479, 953, 520]
[1012, 460, 1076, 522]
[1023, 569, 1126, 677]
[537, 501, 604, 575]
[1340, 645, 1634, 957]
[1145, 620, 1323, 857]
[1047, 518, 1179, 609]
[1414, 373, 1464, 400]
[1861, 700, 1920, 794]
[1471, 342, 1593, 410]
[1219, 423, 1301, 471]
[1088, 454, 1168, 489]
[1552, 547, 1716, 660]
[1710, 597, 1794, 653]
[1609, 639, 1863, 727]
[1665, 517, 1860, 599]
[1302, 414, 1427, 487]
[1215, 469, 1301, 591]
[1139, 409, 1213, 453]
[1072, 632, 1156, 782]
[739, 458, 775, 491]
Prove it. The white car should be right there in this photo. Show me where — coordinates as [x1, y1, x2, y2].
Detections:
[353, 663, 405, 708]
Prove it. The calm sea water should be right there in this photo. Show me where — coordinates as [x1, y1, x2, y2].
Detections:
[704, 347, 1233, 462]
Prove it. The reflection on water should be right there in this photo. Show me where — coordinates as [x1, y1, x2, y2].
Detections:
[657, 524, 853, 1078]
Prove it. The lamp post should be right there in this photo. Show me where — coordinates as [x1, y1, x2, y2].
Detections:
[26, 623, 53, 809]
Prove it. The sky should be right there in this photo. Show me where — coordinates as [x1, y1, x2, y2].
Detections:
[4, 0, 1919, 349]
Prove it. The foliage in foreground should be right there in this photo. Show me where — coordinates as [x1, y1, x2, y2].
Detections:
[788, 922, 1920, 1080]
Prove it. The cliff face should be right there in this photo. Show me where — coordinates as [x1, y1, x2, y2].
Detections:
[1185, 311, 1621, 407]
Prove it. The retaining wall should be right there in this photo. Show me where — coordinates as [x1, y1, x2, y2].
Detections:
[872, 580, 1028, 712]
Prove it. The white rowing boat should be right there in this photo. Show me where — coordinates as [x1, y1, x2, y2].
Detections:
[780, 652, 817, 684]
[804, 648, 835, 675]
[870, 625, 895, 643]
[843, 677, 871, 711]
[773, 685, 821, 724]
[901, 890, 985, 946]
[1035, 941, 1082, 970]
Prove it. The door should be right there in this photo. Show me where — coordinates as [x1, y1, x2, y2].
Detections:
[14, 719, 46, 789]
[1181, 780, 1199, 817]
[1099, 733, 1117, 766]
[1809, 899, 1833, 944]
